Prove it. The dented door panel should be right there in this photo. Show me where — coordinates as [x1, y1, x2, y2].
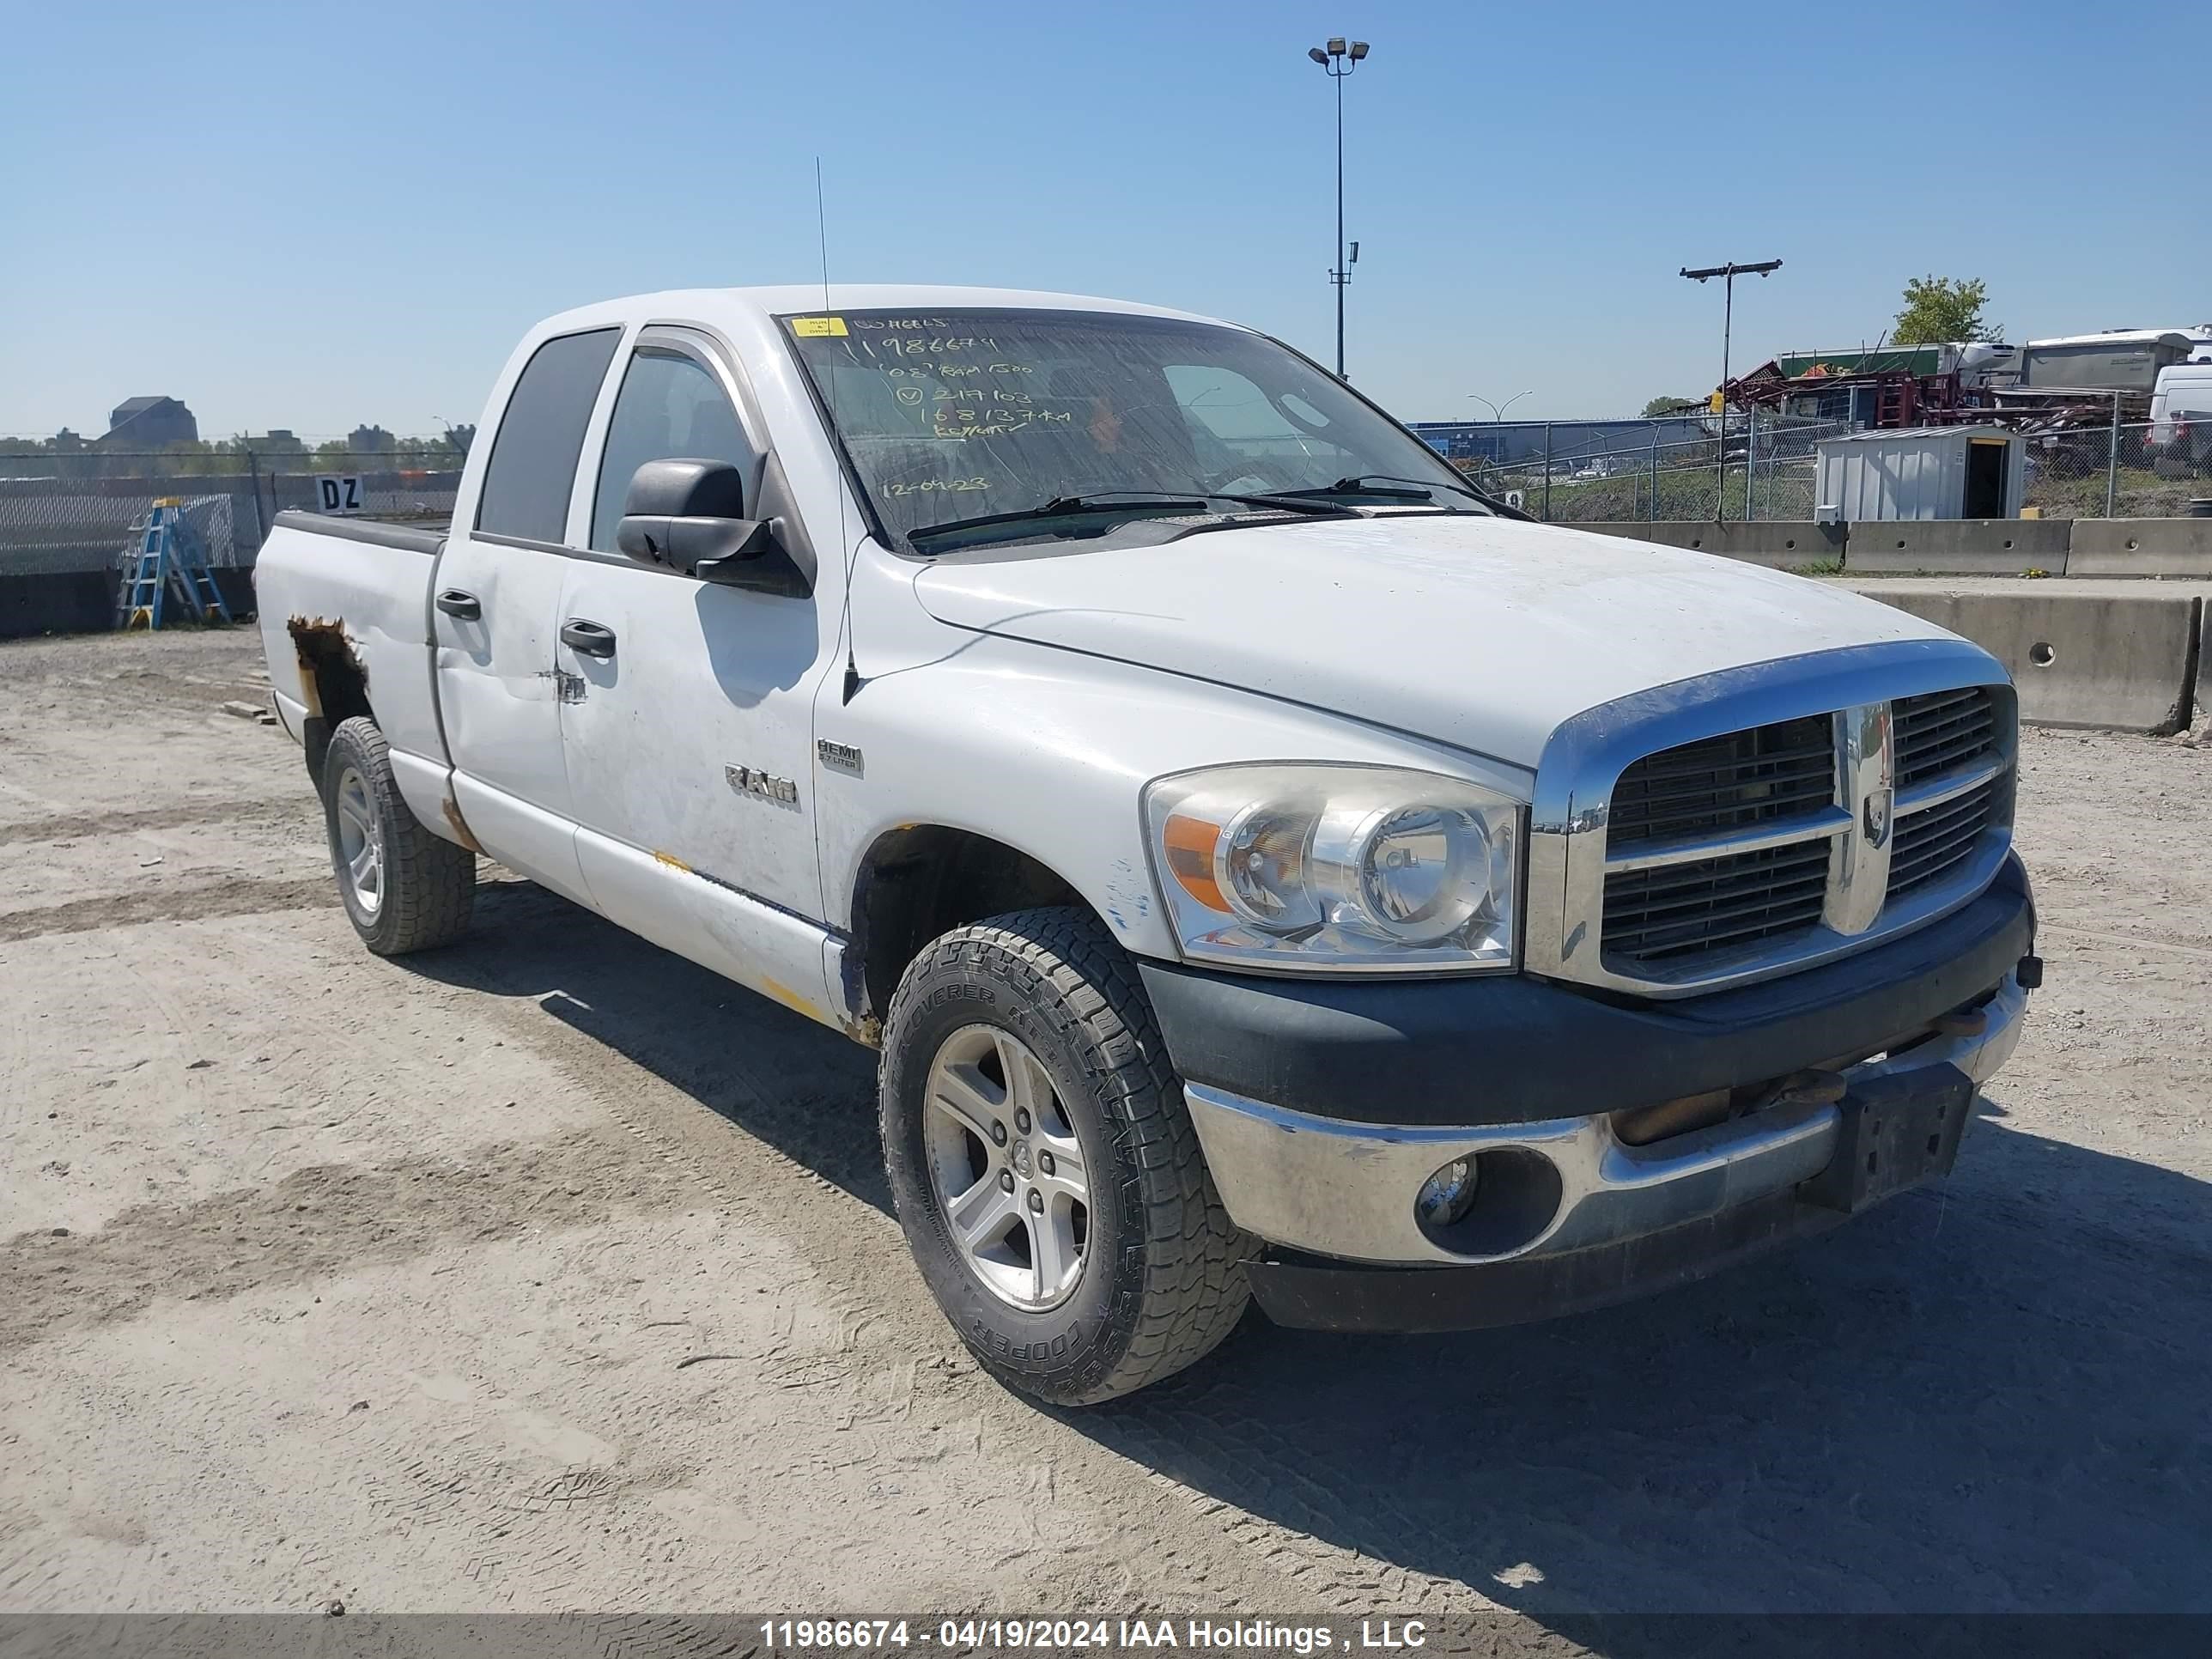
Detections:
[430, 536, 588, 900]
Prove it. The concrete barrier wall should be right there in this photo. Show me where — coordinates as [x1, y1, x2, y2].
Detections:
[1844, 518, 2073, 577]
[1571, 520, 1842, 568]
[2199, 601, 2212, 737]
[1854, 586, 2201, 732]
[2067, 520, 2212, 579]
[1561, 514, 2212, 577]
[0, 568, 254, 641]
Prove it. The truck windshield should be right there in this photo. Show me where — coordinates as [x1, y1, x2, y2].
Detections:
[780, 307, 1481, 552]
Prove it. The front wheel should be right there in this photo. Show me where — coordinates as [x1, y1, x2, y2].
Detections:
[878, 908, 1252, 1404]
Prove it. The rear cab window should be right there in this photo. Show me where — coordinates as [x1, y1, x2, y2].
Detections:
[474, 327, 623, 544]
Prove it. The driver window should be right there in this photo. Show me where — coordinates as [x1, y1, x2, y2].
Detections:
[590, 347, 754, 552]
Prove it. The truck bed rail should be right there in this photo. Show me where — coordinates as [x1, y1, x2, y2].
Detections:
[270, 510, 447, 557]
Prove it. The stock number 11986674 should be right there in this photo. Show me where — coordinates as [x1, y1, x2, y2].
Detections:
[757, 1621, 910, 1649]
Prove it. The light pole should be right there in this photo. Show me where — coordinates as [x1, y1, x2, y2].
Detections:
[1308, 37, 1370, 379]
[1680, 258, 1781, 520]
[1468, 390, 1534, 422]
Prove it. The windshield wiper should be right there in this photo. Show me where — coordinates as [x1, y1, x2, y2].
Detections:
[1271, 473, 1487, 503]
[905, 488, 1352, 551]
[1254, 472, 1538, 521]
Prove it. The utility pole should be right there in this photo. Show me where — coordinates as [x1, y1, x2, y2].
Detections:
[1680, 258, 1782, 520]
[1309, 38, 1370, 378]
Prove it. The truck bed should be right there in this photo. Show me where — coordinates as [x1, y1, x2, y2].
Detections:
[255, 510, 453, 816]
[269, 509, 448, 556]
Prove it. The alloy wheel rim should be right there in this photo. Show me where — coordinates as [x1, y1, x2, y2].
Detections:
[922, 1024, 1091, 1311]
[333, 767, 384, 917]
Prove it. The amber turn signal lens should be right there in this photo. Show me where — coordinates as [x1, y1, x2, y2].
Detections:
[1161, 813, 1229, 912]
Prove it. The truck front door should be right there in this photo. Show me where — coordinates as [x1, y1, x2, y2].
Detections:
[555, 327, 838, 1012]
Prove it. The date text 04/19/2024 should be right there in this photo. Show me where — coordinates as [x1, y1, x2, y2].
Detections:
[755, 1620, 1429, 1653]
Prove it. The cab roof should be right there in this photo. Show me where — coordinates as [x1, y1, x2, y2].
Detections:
[534, 285, 1232, 338]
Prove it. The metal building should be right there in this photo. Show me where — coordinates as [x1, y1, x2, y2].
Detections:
[1814, 426, 2026, 521]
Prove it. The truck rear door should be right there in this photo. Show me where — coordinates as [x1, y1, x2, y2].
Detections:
[433, 325, 623, 908]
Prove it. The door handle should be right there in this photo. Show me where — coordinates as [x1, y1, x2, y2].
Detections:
[561, 617, 617, 659]
[435, 588, 482, 621]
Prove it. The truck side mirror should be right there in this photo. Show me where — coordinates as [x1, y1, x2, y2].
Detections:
[615, 458, 813, 599]
[615, 459, 757, 570]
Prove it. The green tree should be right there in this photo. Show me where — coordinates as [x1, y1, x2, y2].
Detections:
[1640, 395, 1697, 417]
[1893, 276, 2001, 344]
[161, 439, 223, 477]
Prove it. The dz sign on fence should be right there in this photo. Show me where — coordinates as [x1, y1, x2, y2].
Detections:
[316, 476, 366, 515]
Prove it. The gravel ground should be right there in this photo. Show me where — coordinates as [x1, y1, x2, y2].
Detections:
[0, 628, 2205, 1624]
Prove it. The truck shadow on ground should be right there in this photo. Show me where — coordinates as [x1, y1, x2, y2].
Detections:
[1086, 1121, 2212, 1617]
[407, 878, 890, 1210]
[407, 878, 2211, 1618]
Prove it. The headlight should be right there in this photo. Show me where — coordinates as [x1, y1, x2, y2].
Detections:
[1143, 763, 1522, 974]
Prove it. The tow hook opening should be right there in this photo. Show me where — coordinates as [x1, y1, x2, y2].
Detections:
[1413, 1146, 1563, 1257]
[1610, 1069, 1847, 1149]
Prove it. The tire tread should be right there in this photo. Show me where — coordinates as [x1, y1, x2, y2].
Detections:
[324, 716, 474, 956]
[881, 906, 1252, 1403]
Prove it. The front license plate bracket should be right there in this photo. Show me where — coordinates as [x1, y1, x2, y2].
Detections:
[1799, 1063, 1975, 1214]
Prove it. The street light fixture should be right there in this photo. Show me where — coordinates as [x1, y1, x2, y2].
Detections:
[1468, 390, 1534, 422]
[1679, 257, 1782, 521]
[1309, 36, 1370, 379]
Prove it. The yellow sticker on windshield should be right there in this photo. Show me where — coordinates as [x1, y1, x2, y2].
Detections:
[790, 316, 848, 337]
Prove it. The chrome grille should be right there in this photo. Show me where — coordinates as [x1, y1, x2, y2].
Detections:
[1607, 714, 1836, 848]
[1602, 839, 1832, 963]
[1889, 778, 1996, 899]
[1894, 687, 1998, 789]
[1588, 685, 2013, 983]
[1527, 644, 2019, 1000]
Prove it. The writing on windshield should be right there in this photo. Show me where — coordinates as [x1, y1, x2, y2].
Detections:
[781, 307, 1467, 550]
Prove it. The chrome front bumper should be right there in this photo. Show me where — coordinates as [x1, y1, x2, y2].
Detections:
[1185, 972, 2027, 1268]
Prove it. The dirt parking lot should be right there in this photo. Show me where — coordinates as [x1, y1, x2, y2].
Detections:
[1, 628, 2206, 1624]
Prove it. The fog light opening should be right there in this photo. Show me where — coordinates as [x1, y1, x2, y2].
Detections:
[1415, 1157, 1479, 1228]
[1413, 1146, 1565, 1257]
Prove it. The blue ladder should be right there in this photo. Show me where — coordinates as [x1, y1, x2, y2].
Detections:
[116, 500, 233, 629]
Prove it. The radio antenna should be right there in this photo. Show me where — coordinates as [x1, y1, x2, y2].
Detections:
[819, 157, 863, 705]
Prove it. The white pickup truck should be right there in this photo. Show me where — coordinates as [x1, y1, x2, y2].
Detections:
[255, 286, 2039, 1404]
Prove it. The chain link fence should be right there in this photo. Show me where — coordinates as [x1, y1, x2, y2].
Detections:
[0, 449, 460, 576]
[1426, 415, 2211, 525]
[0, 480, 256, 576]
[6, 419, 2207, 580]
[1436, 414, 1852, 526]
[2013, 421, 2211, 520]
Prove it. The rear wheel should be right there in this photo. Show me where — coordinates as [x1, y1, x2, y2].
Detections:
[321, 716, 475, 956]
[878, 907, 1252, 1404]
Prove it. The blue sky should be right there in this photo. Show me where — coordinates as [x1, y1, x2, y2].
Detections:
[3, 0, 2203, 439]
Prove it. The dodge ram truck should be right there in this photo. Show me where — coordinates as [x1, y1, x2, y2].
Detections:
[254, 286, 2039, 1404]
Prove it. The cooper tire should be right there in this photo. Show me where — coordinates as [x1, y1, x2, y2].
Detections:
[321, 716, 475, 956]
[879, 906, 1252, 1404]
